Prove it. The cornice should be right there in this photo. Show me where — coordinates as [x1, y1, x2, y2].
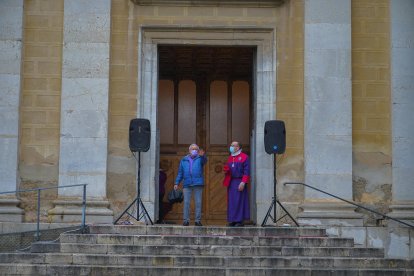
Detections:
[131, 0, 285, 7]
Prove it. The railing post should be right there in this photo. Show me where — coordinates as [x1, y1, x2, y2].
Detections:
[36, 189, 41, 241]
[81, 184, 86, 233]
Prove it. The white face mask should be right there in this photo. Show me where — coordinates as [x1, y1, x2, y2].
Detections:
[190, 149, 198, 156]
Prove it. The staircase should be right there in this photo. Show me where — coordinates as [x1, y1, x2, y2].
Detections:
[0, 225, 412, 275]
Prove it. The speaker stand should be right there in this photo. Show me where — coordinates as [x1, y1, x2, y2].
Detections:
[261, 154, 299, 227]
[114, 151, 153, 225]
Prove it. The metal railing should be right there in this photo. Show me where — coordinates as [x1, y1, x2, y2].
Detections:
[0, 184, 88, 241]
[284, 182, 414, 229]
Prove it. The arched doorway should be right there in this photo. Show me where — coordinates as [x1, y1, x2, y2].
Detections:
[157, 46, 254, 225]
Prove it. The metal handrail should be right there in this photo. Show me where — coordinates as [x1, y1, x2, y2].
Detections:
[0, 184, 88, 240]
[284, 182, 414, 229]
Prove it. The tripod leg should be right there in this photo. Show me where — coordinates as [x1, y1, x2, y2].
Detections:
[115, 150, 154, 225]
[114, 198, 138, 224]
[275, 214, 288, 223]
[261, 198, 276, 227]
[276, 200, 299, 226]
[139, 198, 154, 225]
[136, 152, 141, 220]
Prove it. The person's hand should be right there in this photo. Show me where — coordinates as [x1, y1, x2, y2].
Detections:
[199, 149, 205, 156]
[174, 184, 179, 190]
[238, 182, 245, 191]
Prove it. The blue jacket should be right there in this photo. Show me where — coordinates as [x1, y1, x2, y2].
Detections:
[175, 155, 207, 188]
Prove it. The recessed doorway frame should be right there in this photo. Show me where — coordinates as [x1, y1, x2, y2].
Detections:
[137, 26, 277, 224]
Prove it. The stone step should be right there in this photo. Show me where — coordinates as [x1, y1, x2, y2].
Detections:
[0, 253, 411, 269]
[89, 225, 327, 237]
[58, 243, 384, 257]
[59, 233, 355, 247]
[31, 242, 60, 253]
[0, 264, 411, 276]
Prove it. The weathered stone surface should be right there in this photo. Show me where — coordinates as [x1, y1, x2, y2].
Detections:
[389, 0, 414, 221]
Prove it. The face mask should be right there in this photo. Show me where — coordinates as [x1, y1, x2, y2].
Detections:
[229, 146, 236, 153]
[190, 149, 198, 156]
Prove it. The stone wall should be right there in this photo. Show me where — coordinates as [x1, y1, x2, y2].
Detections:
[351, 0, 392, 223]
[18, 0, 63, 222]
[20, 0, 63, 187]
[107, 0, 139, 214]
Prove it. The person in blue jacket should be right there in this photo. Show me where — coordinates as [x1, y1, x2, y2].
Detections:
[174, 144, 207, 226]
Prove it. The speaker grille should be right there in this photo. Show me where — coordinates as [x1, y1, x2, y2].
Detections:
[264, 120, 286, 154]
[129, 118, 151, 152]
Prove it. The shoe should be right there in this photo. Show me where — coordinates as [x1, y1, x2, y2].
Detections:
[228, 222, 236, 227]
[183, 221, 189, 226]
[195, 221, 203, 226]
[234, 222, 244, 227]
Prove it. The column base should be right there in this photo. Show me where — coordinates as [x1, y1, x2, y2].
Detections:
[297, 201, 364, 226]
[48, 198, 113, 224]
[388, 201, 414, 226]
[0, 198, 24, 222]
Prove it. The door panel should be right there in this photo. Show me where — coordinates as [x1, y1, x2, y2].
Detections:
[178, 80, 197, 145]
[205, 153, 228, 224]
[232, 81, 250, 145]
[158, 80, 174, 144]
[209, 81, 228, 145]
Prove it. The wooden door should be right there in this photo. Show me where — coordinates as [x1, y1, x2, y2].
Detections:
[158, 79, 250, 225]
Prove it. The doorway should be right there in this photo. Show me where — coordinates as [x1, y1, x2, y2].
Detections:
[139, 27, 277, 225]
[157, 46, 254, 225]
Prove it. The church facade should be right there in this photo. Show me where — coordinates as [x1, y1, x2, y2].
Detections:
[0, 0, 413, 230]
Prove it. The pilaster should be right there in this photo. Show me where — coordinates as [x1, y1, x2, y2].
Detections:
[0, 0, 25, 222]
[49, 0, 113, 223]
[299, 0, 362, 226]
[388, 0, 414, 224]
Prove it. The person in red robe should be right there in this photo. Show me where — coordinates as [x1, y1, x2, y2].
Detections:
[223, 141, 250, 227]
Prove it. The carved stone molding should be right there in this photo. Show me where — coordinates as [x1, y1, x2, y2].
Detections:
[131, 0, 285, 7]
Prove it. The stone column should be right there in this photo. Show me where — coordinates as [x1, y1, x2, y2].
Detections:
[48, 0, 113, 223]
[388, 0, 414, 224]
[299, 0, 363, 226]
[0, 0, 24, 222]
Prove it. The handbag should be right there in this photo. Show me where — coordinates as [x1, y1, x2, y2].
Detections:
[168, 189, 184, 204]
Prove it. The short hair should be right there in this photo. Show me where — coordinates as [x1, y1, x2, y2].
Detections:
[189, 144, 199, 150]
[232, 141, 242, 148]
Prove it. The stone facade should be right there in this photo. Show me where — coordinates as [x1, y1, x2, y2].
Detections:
[0, 0, 413, 231]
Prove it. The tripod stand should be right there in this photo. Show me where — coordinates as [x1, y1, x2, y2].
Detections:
[114, 151, 153, 225]
[261, 153, 299, 227]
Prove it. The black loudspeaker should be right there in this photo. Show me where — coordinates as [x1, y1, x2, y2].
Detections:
[129, 118, 151, 152]
[264, 120, 286, 154]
